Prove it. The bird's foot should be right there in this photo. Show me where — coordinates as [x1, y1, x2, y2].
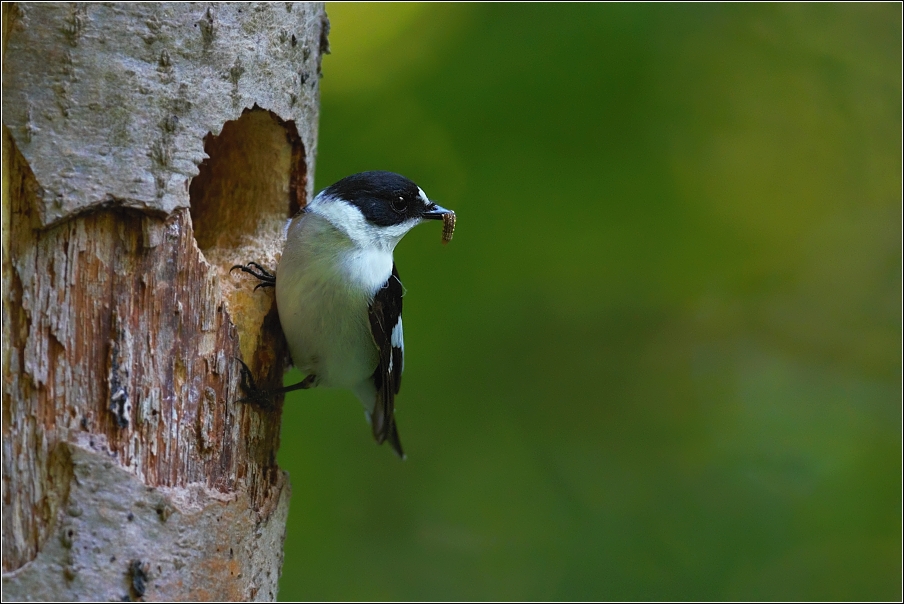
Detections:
[230, 262, 276, 291]
[234, 359, 319, 409]
[234, 358, 275, 409]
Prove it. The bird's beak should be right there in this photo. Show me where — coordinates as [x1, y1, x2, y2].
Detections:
[422, 203, 453, 220]
[423, 202, 456, 244]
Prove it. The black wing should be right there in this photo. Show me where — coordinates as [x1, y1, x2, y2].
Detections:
[367, 263, 405, 458]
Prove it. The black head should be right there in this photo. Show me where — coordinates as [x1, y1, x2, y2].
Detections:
[322, 171, 440, 227]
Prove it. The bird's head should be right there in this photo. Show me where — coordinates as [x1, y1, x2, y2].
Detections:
[307, 171, 454, 251]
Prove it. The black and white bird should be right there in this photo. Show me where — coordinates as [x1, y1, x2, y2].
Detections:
[233, 171, 454, 459]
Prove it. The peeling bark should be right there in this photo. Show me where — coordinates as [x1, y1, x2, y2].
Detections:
[2, 3, 326, 600]
[2, 439, 292, 602]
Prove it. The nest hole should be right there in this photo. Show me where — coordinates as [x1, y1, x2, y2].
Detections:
[188, 107, 306, 262]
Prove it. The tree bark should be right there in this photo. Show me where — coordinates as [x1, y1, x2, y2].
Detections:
[1, 3, 327, 600]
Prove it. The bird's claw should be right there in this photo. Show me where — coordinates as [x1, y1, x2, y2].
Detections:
[234, 358, 274, 409]
[230, 262, 276, 290]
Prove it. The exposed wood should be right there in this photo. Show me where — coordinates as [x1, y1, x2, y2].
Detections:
[1, 3, 327, 599]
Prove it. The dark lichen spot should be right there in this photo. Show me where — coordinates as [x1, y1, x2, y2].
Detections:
[60, 527, 75, 548]
[319, 13, 331, 55]
[128, 560, 148, 599]
[155, 502, 172, 522]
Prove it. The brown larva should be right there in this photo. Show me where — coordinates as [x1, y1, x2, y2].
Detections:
[441, 211, 456, 244]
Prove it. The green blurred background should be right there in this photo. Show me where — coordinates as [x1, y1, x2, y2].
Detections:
[277, 3, 901, 600]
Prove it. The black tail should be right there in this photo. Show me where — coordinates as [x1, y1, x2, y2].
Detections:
[371, 393, 406, 460]
[385, 418, 405, 460]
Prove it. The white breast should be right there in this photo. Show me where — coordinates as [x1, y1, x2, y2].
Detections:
[275, 212, 392, 390]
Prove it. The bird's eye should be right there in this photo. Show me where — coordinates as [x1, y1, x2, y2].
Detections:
[390, 196, 408, 214]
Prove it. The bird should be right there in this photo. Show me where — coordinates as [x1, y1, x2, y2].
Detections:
[232, 171, 455, 459]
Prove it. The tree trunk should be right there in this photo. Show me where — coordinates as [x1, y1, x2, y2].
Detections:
[1, 3, 327, 600]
